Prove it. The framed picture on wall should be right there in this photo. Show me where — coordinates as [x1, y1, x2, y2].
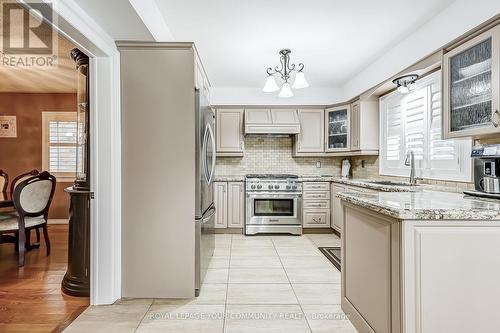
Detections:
[0, 116, 17, 138]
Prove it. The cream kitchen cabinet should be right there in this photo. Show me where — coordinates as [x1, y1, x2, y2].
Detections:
[216, 109, 244, 156]
[325, 105, 351, 152]
[349, 99, 379, 153]
[331, 183, 346, 233]
[214, 181, 244, 229]
[303, 182, 331, 228]
[443, 25, 500, 139]
[227, 182, 245, 228]
[350, 101, 360, 151]
[195, 55, 211, 103]
[294, 109, 325, 154]
[331, 183, 379, 233]
[214, 182, 228, 228]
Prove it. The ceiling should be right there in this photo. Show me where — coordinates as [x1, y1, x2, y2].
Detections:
[0, 1, 78, 93]
[73, 0, 153, 40]
[154, 0, 455, 90]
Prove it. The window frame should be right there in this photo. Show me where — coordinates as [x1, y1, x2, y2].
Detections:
[41, 111, 78, 182]
[379, 71, 473, 182]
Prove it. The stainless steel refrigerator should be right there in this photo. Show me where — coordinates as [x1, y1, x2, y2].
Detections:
[195, 89, 216, 295]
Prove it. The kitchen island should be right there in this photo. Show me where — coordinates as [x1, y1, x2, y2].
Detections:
[337, 190, 500, 333]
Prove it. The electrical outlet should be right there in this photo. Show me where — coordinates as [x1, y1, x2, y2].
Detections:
[316, 161, 321, 168]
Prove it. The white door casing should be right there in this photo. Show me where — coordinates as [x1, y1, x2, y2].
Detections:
[20, 0, 122, 305]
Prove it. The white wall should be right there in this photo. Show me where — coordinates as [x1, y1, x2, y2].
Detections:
[342, 0, 500, 101]
[211, 87, 343, 106]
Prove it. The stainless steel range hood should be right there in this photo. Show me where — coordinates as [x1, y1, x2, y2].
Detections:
[244, 109, 300, 135]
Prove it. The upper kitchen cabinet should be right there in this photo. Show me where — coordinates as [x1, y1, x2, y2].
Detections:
[443, 25, 500, 139]
[325, 105, 351, 152]
[294, 102, 378, 157]
[216, 109, 244, 156]
[350, 101, 360, 151]
[195, 53, 211, 103]
[294, 109, 325, 154]
[350, 99, 379, 153]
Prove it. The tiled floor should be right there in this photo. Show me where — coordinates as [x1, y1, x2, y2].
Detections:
[64, 233, 357, 333]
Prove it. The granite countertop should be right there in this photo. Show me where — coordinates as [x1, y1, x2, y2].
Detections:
[214, 175, 455, 193]
[214, 175, 246, 182]
[298, 176, 426, 192]
[337, 190, 500, 220]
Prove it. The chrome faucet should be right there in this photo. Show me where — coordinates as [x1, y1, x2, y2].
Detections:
[404, 150, 417, 185]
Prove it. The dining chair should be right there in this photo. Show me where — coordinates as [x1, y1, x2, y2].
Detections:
[0, 170, 7, 201]
[0, 171, 56, 267]
[10, 169, 40, 244]
[10, 169, 39, 200]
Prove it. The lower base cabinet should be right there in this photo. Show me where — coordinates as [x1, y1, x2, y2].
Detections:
[214, 182, 228, 228]
[331, 184, 346, 233]
[214, 181, 244, 229]
[303, 182, 331, 228]
[341, 203, 500, 333]
[332, 184, 380, 233]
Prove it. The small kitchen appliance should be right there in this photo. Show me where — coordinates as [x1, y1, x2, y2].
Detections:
[464, 144, 500, 199]
[245, 174, 303, 235]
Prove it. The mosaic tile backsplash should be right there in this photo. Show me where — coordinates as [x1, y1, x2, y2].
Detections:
[216, 135, 479, 192]
[216, 136, 345, 176]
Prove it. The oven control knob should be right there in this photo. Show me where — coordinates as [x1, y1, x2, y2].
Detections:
[268, 185, 273, 189]
[257, 185, 262, 189]
[292, 185, 297, 190]
[274, 185, 280, 189]
[251, 185, 256, 189]
[286, 185, 291, 190]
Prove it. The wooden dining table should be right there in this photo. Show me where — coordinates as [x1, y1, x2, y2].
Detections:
[0, 200, 13, 209]
[0, 192, 14, 209]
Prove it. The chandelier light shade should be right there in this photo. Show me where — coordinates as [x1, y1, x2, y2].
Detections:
[263, 75, 280, 92]
[393, 74, 419, 94]
[292, 71, 309, 89]
[279, 83, 294, 98]
[263, 49, 309, 97]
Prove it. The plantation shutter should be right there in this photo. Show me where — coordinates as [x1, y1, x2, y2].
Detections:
[42, 112, 78, 180]
[379, 70, 472, 182]
[403, 88, 427, 165]
[49, 121, 77, 173]
[384, 97, 403, 168]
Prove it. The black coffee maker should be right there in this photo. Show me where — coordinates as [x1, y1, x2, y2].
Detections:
[464, 144, 500, 199]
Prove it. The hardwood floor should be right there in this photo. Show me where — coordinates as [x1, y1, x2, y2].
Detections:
[0, 225, 89, 333]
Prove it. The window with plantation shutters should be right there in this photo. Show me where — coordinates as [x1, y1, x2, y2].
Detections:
[380, 71, 472, 182]
[42, 112, 77, 181]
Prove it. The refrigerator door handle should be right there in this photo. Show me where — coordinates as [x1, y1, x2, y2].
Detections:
[202, 124, 210, 184]
[203, 205, 216, 223]
[207, 123, 216, 185]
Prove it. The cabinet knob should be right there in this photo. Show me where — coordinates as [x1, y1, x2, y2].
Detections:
[492, 110, 499, 128]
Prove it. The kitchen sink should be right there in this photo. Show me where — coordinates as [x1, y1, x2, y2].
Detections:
[366, 180, 420, 187]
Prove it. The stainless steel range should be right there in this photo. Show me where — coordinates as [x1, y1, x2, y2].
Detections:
[245, 174, 302, 235]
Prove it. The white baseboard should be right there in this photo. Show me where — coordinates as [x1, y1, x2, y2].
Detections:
[48, 219, 69, 225]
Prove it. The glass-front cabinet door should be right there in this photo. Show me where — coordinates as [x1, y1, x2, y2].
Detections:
[443, 25, 500, 139]
[325, 105, 350, 152]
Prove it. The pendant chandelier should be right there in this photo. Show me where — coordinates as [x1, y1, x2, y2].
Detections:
[262, 49, 309, 98]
